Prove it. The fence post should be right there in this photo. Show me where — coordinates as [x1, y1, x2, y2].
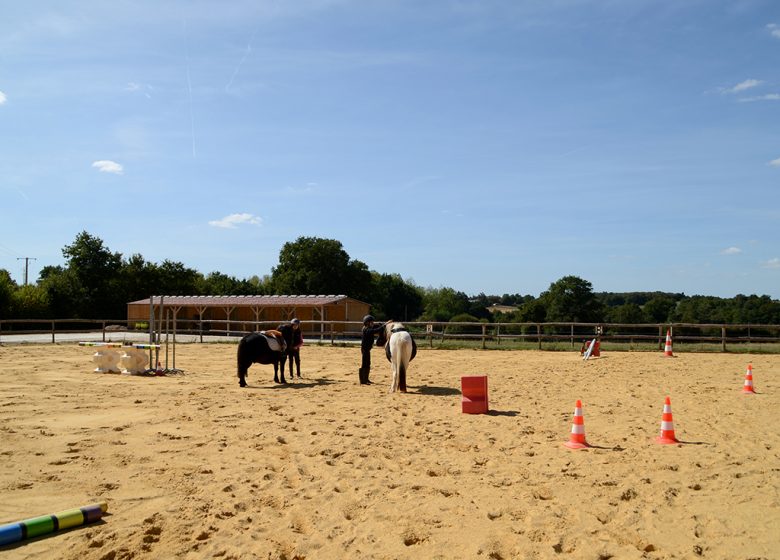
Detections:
[481, 324, 486, 349]
[721, 325, 726, 352]
[102, 321, 106, 342]
[51, 321, 56, 343]
[570, 324, 574, 348]
[537, 323, 542, 350]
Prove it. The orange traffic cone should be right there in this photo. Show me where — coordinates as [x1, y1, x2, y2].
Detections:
[663, 329, 674, 357]
[742, 364, 756, 394]
[564, 400, 590, 449]
[656, 396, 679, 444]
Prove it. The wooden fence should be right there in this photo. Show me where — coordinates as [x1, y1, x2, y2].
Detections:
[2, 318, 780, 352]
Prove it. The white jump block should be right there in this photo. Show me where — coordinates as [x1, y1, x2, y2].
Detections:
[91, 348, 121, 373]
[120, 347, 149, 374]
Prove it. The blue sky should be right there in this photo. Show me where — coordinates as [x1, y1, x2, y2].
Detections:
[1, 1, 779, 298]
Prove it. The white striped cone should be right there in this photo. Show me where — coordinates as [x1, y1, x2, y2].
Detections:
[564, 399, 590, 449]
[656, 396, 679, 444]
[742, 364, 756, 394]
[663, 329, 674, 357]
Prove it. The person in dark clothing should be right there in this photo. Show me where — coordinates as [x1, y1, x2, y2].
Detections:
[359, 314, 389, 385]
[277, 318, 304, 379]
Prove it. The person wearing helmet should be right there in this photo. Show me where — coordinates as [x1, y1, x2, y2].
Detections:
[360, 315, 387, 385]
[277, 318, 304, 379]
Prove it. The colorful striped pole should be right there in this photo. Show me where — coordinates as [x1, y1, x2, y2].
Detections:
[0, 502, 107, 546]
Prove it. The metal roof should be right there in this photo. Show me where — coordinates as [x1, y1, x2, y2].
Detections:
[127, 295, 365, 307]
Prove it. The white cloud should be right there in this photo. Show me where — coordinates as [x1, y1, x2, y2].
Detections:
[739, 93, 780, 102]
[769, 157, 780, 167]
[721, 247, 742, 255]
[724, 79, 763, 94]
[208, 213, 262, 229]
[0, 90, 6, 105]
[91, 160, 124, 174]
[762, 258, 780, 269]
[125, 82, 152, 98]
[768, 23, 780, 39]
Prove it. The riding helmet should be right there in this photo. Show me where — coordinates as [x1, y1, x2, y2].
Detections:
[362, 314, 375, 325]
[291, 318, 300, 325]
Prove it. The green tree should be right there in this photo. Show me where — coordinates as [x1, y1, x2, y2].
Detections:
[370, 273, 423, 321]
[516, 298, 547, 323]
[606, 303, 644, 324]
[116, 254, 161, 304]
[157, 260, 202, 296]
[642, 295, 677, 323]
[419, 287, 470, 322]
[0, 269, 16, 318]
[62, 231, 123, 317]
[539, 276, 603, 323]
[270, 237, 372, 299]
[11, 284, 49, 318]
[39, 267, 83, 318]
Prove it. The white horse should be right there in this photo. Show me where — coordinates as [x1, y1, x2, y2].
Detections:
[376, 321, 417, 393]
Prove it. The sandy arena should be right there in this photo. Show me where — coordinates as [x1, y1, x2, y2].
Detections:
[0, 343, 778, 559]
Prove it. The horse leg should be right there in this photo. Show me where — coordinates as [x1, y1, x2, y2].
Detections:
[277, 357, 287, 384]
[237, 356, 249, 387]
[389, 360, 398, 393]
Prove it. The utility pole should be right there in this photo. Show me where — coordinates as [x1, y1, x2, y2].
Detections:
[17, 257, 37, 285]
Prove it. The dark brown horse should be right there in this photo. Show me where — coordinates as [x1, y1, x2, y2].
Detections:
[236, 330, 287, 387]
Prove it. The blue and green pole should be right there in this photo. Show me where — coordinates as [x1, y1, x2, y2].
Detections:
[0, 502, 107, 546]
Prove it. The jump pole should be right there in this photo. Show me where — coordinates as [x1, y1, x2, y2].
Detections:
[0, 503, 107, 546]
[148, 295, 155, 367]
[164, 306, 170, 370]
[171, 306, 181, 372]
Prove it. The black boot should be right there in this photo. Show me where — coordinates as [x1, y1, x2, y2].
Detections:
[359, 368, 367, 384]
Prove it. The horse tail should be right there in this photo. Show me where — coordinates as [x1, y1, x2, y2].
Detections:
[398, 360, 407, 392]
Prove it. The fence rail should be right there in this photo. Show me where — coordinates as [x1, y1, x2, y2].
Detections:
[2, 318, 780, 352]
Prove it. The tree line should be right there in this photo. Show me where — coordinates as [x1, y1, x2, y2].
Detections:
[1, 231, 779, 325]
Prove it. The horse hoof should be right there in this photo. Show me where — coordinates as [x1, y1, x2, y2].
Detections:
[239, 382, 247, 388]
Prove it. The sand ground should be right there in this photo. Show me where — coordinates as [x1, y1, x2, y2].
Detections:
[0, 343, 778, 560]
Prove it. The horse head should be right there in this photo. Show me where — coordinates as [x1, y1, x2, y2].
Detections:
[375, 321, 393, 347]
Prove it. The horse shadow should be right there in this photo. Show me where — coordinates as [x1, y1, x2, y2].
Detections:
[413, 385, 461, 396]
[244, 378, 336, 390]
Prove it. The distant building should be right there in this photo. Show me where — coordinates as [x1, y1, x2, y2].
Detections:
[486, 304, 518, 314]
[127, 294, 370, 335]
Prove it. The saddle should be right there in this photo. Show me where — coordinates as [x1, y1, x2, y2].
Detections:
[260, 330, 287, 352]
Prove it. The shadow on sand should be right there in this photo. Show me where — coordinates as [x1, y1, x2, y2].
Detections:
[243, 377, 337, 390]
[412, 385, 461, 396]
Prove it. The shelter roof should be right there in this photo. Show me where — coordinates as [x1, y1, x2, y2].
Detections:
[128, 295, 364, 307]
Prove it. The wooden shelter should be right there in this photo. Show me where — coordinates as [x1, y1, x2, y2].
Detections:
[126, 295, 370, 336]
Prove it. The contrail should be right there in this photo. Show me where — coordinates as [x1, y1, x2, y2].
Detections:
[184, 19, 196, 159]
[225, 29, 258, 93]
